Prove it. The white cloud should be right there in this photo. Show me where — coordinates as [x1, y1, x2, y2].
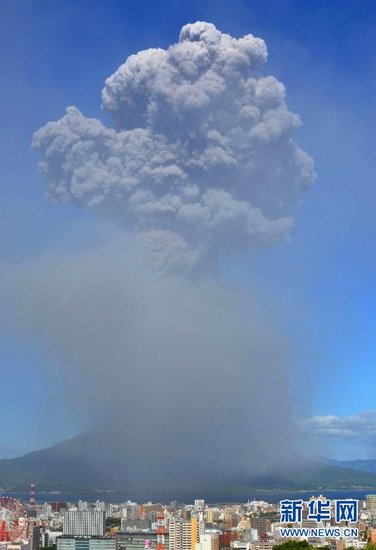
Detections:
[303, 411, 376, 445]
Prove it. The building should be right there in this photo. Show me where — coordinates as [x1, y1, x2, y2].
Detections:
[169, 519, 204, 550]
[195, 533, 219, 550]
[191, 519, 205, 550]
[123, 504, 139, 522]
[250, 518, 271, 538]
[52, 503, 68, 513]
[63, 511, 106, 537]
[169, 518, 182, 550]
[232, 538, 258, 550]
[117, 531, 170, 550]
[194, 502, 205, 519]
[205, 510, 219, 525]
[366, 496, 376, 515]
[41, 531, 63, 547]
[194, 502, 205, 512]
[120, 519, 151, 531]
[249, 543, 275, 550]
[234, 529, 258, 545]
[7, 544, 30, 550]
[29, 525, 41, 550]
[57, 537, 115, 550]
[218, 531, 239, 550]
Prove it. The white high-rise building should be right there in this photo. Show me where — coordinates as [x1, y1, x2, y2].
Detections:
[195, 534, 219, 550]
[169, 519, 204, 550]
[63, 511, 106, 537]
[194, 501, 205, 513]
[169, 518, 183, 550]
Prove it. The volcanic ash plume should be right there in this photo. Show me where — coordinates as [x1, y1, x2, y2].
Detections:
[2, 245, 298, 488]
[32, 21, 315, 273]
[0, 22, 315, 490]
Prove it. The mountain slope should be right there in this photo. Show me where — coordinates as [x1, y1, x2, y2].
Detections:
[323, 457, 376, 474]
[2, 434, 376, 493]
[0, 433, 114, 491]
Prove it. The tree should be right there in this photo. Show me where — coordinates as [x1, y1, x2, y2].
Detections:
[273, 541, 311, 550]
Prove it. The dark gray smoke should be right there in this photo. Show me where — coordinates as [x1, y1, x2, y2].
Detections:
[1, 238, 297, 488]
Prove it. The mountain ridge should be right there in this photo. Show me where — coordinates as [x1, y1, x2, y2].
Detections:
[2, 435, 376, 495]
[322, 457, 376, 474]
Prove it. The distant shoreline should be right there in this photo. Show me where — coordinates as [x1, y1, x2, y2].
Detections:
[1, 488, 374, 505]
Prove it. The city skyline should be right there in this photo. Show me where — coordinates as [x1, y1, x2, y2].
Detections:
[2, 493, 376, 550]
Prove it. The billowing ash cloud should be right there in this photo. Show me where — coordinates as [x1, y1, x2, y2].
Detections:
[1, 240, 299, 488]
[32, 21, 314, 272]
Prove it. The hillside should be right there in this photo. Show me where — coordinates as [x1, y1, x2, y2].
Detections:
[1, 433, 376, 495]
[323, 457, 376, 474]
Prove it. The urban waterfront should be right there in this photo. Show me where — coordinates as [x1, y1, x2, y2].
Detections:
[3, 490, 376, 550]
[2, 489, 374, 505]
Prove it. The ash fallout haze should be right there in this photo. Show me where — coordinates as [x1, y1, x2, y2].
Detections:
[1, 0, 376, 492]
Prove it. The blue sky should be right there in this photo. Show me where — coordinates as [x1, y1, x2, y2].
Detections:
[1, 0, 376, 459]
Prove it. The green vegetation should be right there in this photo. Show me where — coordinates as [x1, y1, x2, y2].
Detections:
[106, 517, 121, 528]
[273, 542, 311, 550]
[273, 543, 330, 550]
